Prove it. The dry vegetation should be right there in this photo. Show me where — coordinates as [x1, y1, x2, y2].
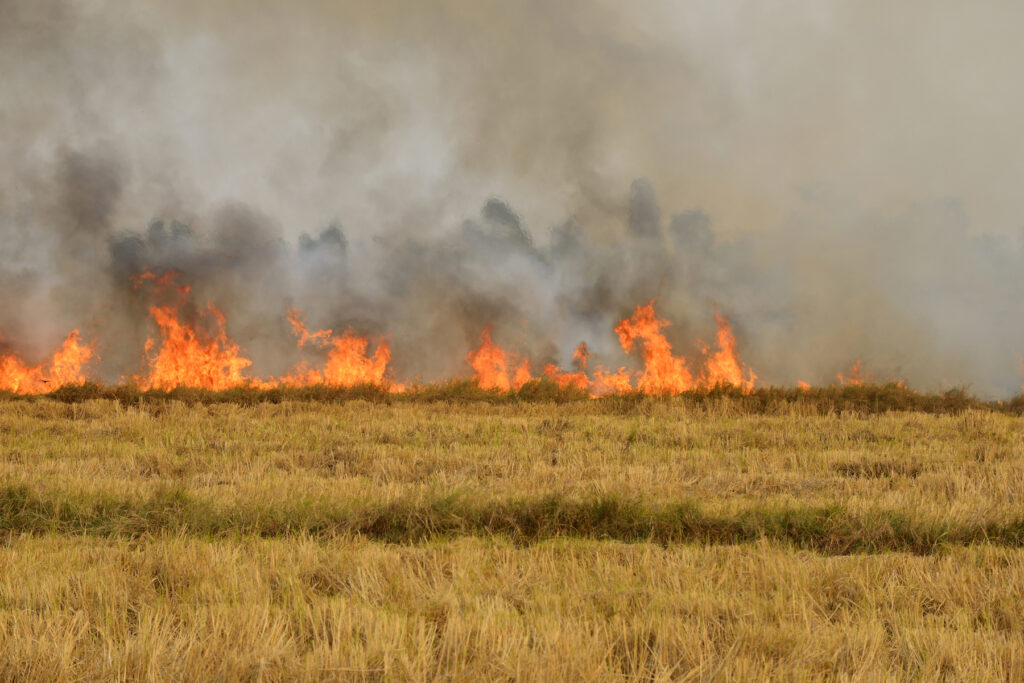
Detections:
[2, 391, 1023, 680]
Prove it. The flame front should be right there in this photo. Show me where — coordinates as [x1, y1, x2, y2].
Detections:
[0, 274, 772, 395]
[0, 330, 95, 394]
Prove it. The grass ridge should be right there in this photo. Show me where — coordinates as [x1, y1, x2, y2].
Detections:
[0, 380, 1016, 414]
[2, 483, 1021, 554]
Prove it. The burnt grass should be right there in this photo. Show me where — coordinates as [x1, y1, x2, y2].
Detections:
[3, 380, 1021, 415]
[2, 483, 1023, 555]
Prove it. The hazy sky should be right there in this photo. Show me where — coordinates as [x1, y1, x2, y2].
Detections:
[5, 1, 1023, 236]
[3, 1, 1024, 394]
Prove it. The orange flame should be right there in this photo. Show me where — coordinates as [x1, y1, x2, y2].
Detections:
[0, 331, 95, 394]
[613, 302, 758, 394]
[573, 342, 591, 370]
[287, 308, 333, 348]
[614, 302, 694, 394]
[139, 293, 255, 391]
[797, 380, 811, 391]
[836, 359, 866, 386]
[2, 270, 767, 395]
[701, 312, 757, 392]
[591, 367, 634, 395]
[283, 308, 396, 388]
[466, 325, 531, 391]
[542, 342, 593, 391]
[542, 363, 590, 392]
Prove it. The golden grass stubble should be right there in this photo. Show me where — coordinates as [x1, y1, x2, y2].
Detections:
[1, 400, 1022, 679]
[0, 401, 1021, 524]
[0, 536, 1022, 681]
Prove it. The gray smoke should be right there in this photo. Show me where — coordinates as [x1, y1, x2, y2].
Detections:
[3, 0, 1024, 396]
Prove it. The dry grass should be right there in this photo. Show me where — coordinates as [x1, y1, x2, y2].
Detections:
[2, 397, 1023, 679]
[2, 537, 1023, 680]
[18, 380, 1000, 415]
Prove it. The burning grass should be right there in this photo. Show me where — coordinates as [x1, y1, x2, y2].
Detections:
[0, 280, 770, 398]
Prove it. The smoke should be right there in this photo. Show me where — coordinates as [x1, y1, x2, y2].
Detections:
[3, 0, 1024, 395]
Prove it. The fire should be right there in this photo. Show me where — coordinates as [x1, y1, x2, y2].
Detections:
[612, 302, 758, 394]
[138, 288, 256, 391]
[133, 272, 401, 391]
[453, 303, 761, 395]
[614, 302, 694, 394]
[797, 380, 811, 391]
[573, 342, 591, 369]
[836, 359, 866, 386]
[701, 312, 757, 391]
[1, 272, 767, 396]
[283, 308, 396, 388]
[466, 325, 531, 391]
[0, 330, 95, 394]
[542, 342, 592, 392]
[543, 363, 589, 391]
[591, 367, 634, 395]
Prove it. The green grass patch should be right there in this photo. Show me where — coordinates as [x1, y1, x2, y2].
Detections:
[2, 483, 1022, 554]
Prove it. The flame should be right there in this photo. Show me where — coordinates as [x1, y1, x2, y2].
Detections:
[464, 304, 758, 396]
[543, 363, 590, 392]
[283, 308, 397, 388]
[836, 359, 866, 386]
[542, 342, 593, 391]
[591, 367, 634, 395]
[612, 302, 758, 394]
[614, 302, 694, 394]
[573, 342, 591, 370]
[138, 290, 256, 391]
[701, 312, 757, 392]
[134, 273, 399, 391]
[466, 325, 531, 391]
[0, 330, 95, 394]
[0, 271, 768, 396]
[797, 380, 811, 391]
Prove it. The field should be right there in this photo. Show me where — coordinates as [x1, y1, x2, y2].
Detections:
[2, 389, 1023, 680]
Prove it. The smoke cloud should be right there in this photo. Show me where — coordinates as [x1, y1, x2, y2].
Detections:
[3, 0, 1024, 395]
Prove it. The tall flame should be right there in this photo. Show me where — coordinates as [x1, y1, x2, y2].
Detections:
[614, 302, 694, 394]
[133, 271, 256, 390]
[701, 312, 757, 391]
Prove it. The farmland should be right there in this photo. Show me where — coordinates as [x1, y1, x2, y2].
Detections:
[1, 390, 1023, 679]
